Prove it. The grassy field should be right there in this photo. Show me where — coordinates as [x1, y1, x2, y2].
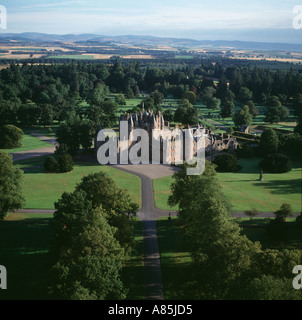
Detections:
[0, 213, 143, 300]
[153, 158, 302, 213]
[0, 132, 52, 154]
[14, 159, 142, 209]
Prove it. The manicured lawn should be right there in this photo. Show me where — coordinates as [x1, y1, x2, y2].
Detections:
[0, 132, 52, 153]
[153, 158, 302, 213]
[15, 159, 142, 209]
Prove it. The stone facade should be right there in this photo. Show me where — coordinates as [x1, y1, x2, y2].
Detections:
[96, 107, 239, 164]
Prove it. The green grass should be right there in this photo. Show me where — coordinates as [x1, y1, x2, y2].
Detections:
[153, 158, 302, 213]
[122, 218, 144, 300]
[156, 217, 196, 299]
[0, 133, 52, 153]
[16, 159, 142, 209]
[0, 213, 54, 300]
[234, 217, 302, 250]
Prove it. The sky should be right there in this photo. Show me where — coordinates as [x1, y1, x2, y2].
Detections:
[1, 0, 302, 43]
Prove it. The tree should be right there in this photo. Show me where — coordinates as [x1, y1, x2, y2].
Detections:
[0, 151, 25, 219]
[182, 91, 197, 105]
[39, 104, 54, 127]
[0, 125, 23, 149]
[244, 208, 260, 220]
[174, 99, 198, 125]
[232, 105, 253, 128]
[236, 142, 255, 158]
[58, 154, 74, 173]
[213, 153, 241, 172]
[151, 90, 164, 108]
[274, 203, 293, 223]
[168, 162, 261, 299]
[243, 275, 302, 300]
[74, 172, 138, 253]
[259, 128, 279, 155]
[259, 153, 292, 173]
[49, 192, 127, 300]
[44, 156, 59, 172]
[206, 97, 221, 110]
[264, 96, 289, 123]
[163, 109, 174, 122]
[220, 97, 235, 118]
[237, 86, 253, 104]
[200, 86, 216, 104]
[115, 94, 126, 106]
[245, 100, 259, 118]
[18, 102, 41, 126]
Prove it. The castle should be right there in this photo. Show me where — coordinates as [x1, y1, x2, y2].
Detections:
[95, 105, 238, 164]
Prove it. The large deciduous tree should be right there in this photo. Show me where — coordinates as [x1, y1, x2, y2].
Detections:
[0, 151, 25, 219]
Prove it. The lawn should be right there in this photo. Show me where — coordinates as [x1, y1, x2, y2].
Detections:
[15, 159, 142, 209]
[153, 158, 302, 213]
[0, 132, 52, 153]
[156, 217, 196, 300]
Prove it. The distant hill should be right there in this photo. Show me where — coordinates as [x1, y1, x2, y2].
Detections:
[0, 32, 302, 52]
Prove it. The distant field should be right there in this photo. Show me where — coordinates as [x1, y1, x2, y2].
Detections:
[47, 55, 95, 59]
[153, 158, 302, 213]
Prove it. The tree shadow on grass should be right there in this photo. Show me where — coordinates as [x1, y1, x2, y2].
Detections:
[253, 178, 302, 195]
[0, 218, 54, 300]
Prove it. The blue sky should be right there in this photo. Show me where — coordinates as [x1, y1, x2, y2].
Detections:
[1, 0, 302, 43]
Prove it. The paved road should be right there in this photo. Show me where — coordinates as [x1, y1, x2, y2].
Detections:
[11, 147, 56, 162]
[110, 164, 179, 300]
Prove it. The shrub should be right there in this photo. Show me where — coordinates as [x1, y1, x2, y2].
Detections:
[58, 154, 74, 173]
[259, 153, 292, 173]
[236, 142, 255, 158]
[0, 125, 23, 149]
[213, 153, 241, 172]
[44, 156, 59, 172]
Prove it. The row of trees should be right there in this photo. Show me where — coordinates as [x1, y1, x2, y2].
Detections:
[168, 162, 302, 299]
